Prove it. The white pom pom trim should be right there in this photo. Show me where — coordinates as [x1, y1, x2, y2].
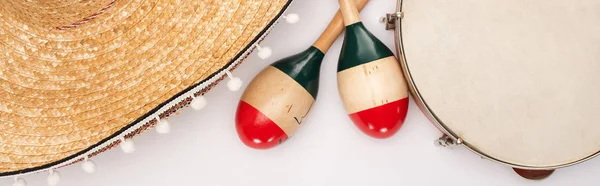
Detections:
[155, 117, 171, 134]
[13, 177, 26, 186]
[283, 13, 300, 24]
[190, 95, 207, 110]
[256, 45, 272, 60]
[225, 71, 243, 92]
[120, 138, 135, 154]
[82, 157, 96, 173]
[47, 169, 60, 186]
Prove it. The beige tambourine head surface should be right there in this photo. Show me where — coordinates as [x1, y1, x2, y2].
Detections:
[400, 0, 600, 168]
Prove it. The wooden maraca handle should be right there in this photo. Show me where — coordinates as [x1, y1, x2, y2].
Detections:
[338, 0, 362, 26]
[312, 0, 369, 53]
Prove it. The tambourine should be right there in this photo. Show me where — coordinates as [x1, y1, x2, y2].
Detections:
[386, 0, 600, 179]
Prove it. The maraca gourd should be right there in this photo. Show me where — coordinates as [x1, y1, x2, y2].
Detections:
[236, 0, 370, 149]
[337, 0, 409, 139]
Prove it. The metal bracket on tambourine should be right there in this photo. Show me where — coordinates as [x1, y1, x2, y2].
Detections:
[435, 134, 463, 148]
[380, 12, 403, 30]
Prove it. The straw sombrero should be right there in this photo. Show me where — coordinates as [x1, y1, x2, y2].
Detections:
[0, 0, 292, 180]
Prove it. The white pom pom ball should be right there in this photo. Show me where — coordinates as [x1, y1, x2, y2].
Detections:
[155, 119, 171, 134]
[285, 14, 300, 24]
[82, 159, 96, 173]
[190, 96, 207, 110]
[120, 138, 135, 153]
[227, 77, 243, 91]
[257, 46, 272, 60]
[13, 177, 26, 186]
[47, 170, 60, 186]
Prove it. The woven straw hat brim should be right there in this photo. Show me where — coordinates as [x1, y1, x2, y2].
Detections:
[0, 0, 291, 175]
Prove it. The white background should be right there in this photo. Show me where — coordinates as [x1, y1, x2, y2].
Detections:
[3, 0, 600, 185]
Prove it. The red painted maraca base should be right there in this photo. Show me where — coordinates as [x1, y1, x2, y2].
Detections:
[236, 101, 288, 149]
[348, 98, 409, 139]
[512, 168, 555, 180]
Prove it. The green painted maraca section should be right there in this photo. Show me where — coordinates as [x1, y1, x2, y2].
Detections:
[338, 22, 395, 72]
[271, 46, 325, 99]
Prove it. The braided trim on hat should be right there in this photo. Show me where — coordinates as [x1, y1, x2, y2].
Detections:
[55, 0, 118, 30]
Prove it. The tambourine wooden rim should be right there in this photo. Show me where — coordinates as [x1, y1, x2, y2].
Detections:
[391, 0, 600, 170]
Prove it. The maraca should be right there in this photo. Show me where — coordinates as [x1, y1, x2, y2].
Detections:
[236, 0, 370, 149]
[337, 0, 409, 138]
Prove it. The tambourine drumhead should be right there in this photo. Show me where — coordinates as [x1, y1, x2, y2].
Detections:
[400, 0, 600, 168]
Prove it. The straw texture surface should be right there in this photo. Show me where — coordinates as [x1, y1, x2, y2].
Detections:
[0, 0, 289, 174]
